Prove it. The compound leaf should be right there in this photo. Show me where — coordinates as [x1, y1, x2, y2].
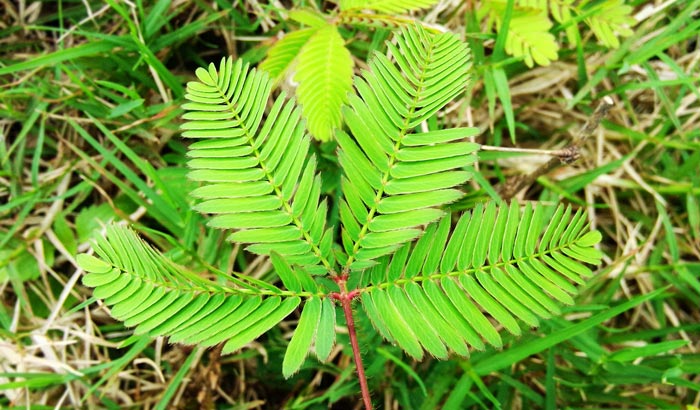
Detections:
[182, 57, 333, 272]
[583, 0, 635, 48]
[260, 28, 319, 81]
[339, 24, 478, 270]
[295, 24, 354, 141]
[79, 225, 301, 352]
[360, 202, 602, 359]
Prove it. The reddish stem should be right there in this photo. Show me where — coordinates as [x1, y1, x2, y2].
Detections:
[340, 294, 373, 410]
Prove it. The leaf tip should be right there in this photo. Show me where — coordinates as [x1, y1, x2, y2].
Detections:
[77, 253, 111, 274]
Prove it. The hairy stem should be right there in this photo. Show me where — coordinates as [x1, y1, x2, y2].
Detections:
[333, 275, 372, 409]
[341, 295, 372, 410]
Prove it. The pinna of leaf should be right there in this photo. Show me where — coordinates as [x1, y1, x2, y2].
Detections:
[79, 24, 602, 409]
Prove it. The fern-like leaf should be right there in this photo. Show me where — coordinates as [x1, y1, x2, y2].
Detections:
[260, 28, 319, 81]
[295, 24, 354, 141]
[502, 9, 559, 67]
[358, 202, 602, 359]
[583, 0, 635, 48]
[340, 0, 440, 14]
[77, 225, 301, 355]
[548, 0, 579, 46]
[338, 24, 479, 269]
[181, 58, 333, 273]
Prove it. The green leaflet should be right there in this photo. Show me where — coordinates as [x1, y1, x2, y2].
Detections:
[222, 297, 301, 355]
[314, 298, 336, 361]
[271, 251, 302, 293]
[82, 268, 121, 288]
[77, 253, 111, 274]
[371, 288, 424, 359]
[283, 297, 322, 377]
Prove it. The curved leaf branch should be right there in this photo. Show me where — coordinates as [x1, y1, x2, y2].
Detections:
[78, 225, 304, 354]
[338, 24, 479, 270]
[358, 202, 602, 359]
[181, 58, 334, 274]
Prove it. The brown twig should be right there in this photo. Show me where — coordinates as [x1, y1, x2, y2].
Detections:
[497, 96, 614, 200]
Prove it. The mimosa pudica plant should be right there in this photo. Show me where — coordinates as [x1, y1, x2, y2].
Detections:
[78, 24, 602, 409]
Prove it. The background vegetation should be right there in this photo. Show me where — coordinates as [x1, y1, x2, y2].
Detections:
[1, 0, 699, 409]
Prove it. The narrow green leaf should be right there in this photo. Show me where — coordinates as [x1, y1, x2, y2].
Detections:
[78, 254, 112, 274]
[82, 268, 121, 288]
[377, 190, 463, 214]
[539, 205, 565, 252]
[513, 201, 532, 259]
[441, 212, 471, 274]
[501, 200, 520, 261]
[441, 277, 502, 348]
[315, 298, 336, 361]
[125, 291, 183, 328]
[92, 273, 131, 300]
[423, 216, 452, 274]
[222, 297, 300, 354]
[502, 265, 558, 316]
[368, 209, 443, 232]
[402, 128, 480, 146]
[104, 277, 143, 306]
[458, 203, 484, 270]
[121, 287, 169, 323]
[371, 289, 424, 359]
[388, 286, 447, 359]
[488, 204, 508, 264]
[404, 282, 470, 356]
[391, 156, 473, 179]
[283, 297, 322, 377]
[396, 143, 479, 162]
[577, 230, 602, 247]
[423, 280, 485, 350]
[492, 67, 516, 142]
[518, 260, 575, 305]
[460, 274, 521, 336]
[387, 244, 411, 282]
[150, 293, 221, 340]
[361, 292, 395, 343]
[404, 223, 438, 277]
[609, 340, 688, 363]
[209, 211, 293, 229]
[271, 252, 302, 293]
[132, 292, 197, 335]
[475, 270, 539, 327]
[384, 172, 471, 195]
[111, 282, 156, 319]
[471, 202, 496, 269]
